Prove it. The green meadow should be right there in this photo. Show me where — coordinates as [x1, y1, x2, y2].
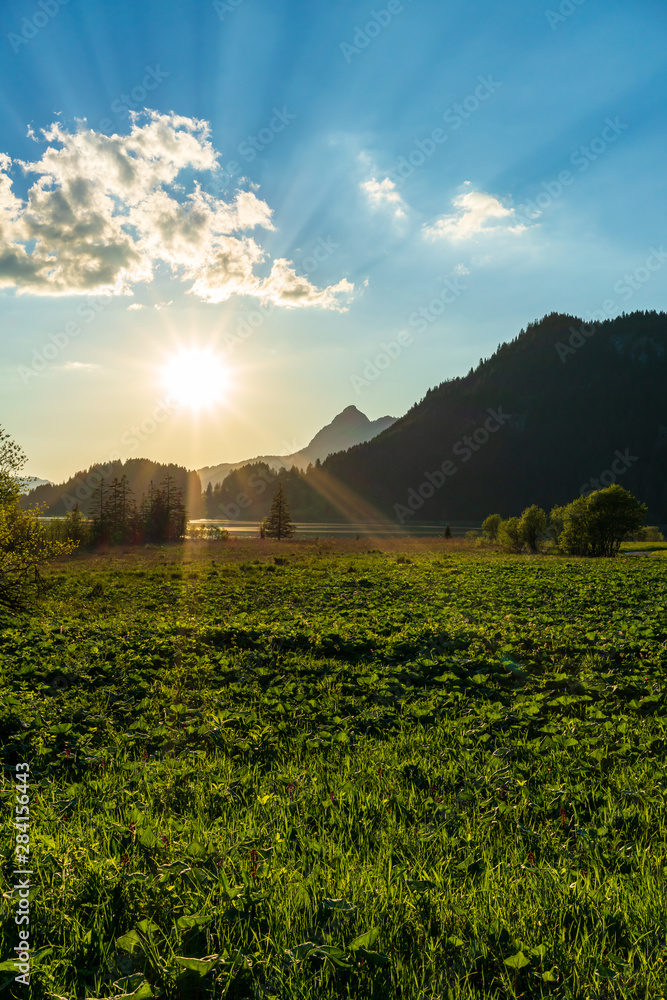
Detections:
[1, 540, 667, 1000]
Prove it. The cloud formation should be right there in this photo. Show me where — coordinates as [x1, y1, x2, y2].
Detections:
[423, 184, 528, 241]
[0, 112, 353, 310]
[360, 175, 406, 219]
[61, 361, 100, 372]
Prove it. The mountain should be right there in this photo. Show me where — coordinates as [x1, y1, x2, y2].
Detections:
[198, 405, 396, 487]
[22, 476, 52, 492]
[21, 458, 203, 517]
[22, 312, 667, 527]
[316, 311, 667, 524]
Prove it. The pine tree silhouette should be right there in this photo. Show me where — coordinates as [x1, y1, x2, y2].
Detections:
[265, 484, 295, 541]
[90, 478, 109, 544]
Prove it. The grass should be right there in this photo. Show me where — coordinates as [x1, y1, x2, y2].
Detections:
[619, 541, 667, 553]
[1, 538, 667, 999]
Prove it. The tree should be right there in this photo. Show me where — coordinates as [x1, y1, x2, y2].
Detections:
[554, 496, 591, 556]
[63, 503, 89, 546]
[547, 505, 566, 547]
[498, 516, 522, 553]
[556, 486, 647, 557]
[586, 485, 647, 556]
[444, 523, 452, 539]
[136, 476, 187, 543]
[633, 525, 664, 542]
[109, 475, 135, 544]
[0, 430, 28, 504]
[518, 505, 547, 552]
[90, 477, 110, 545]
[265, 484, 295, 541]
[481, 513, 502, 541]
[0, 427, 73, 611]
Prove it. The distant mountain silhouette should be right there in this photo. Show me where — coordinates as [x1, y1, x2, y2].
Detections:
[23, 312, 667, 527]
[317, 311, 667, 524]
[198, 405, 396, 487]
[22, 476, 51, 492]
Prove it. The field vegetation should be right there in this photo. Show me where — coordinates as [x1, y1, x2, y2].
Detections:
[1, 539, 667, 999]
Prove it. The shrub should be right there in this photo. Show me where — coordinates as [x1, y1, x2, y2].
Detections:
[518, 505, 547, 552]
[47, 504, 92, 546]
[548, 505, 565, 546]
[498, 517, 522, 552]
[555, 485, 647, 557]
[0, 427, 74, 611]
[481, 513, 502, 541]
[632, 525, 664, 542]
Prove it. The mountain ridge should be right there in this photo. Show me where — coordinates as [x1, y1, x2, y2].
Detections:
[319, 310, 667, 523]
[198, 404, 396, 487]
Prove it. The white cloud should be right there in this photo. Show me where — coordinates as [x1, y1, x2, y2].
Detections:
[154, 300, 173, 310]
[127, 303, 144, 311]
[424, 184, 529, 241]
[360, 176, 407, 219]
[0, 111, 353, 310]
[61, 361, 100, 372]
[258, 258, 354, 310]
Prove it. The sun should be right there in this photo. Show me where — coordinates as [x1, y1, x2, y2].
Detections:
[160, 348, 229, 411]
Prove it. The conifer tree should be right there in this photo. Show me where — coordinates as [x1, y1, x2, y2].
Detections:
[108, 475, 135, 544]
[90, 478, 110, 544]
[265, 483, 295, 541]
[137, 476, 187, 543]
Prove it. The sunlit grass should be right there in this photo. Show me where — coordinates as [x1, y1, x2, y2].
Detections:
[1, 542, 666, 998]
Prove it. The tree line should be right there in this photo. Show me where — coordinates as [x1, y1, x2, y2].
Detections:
[51, 474, 187, 546]
[481, 484, 652, 557]
[0, 419, 658, 616]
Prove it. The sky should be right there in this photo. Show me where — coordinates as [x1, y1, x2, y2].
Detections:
[0, 0, 666, 482]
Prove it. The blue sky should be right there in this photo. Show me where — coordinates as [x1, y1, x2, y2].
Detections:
[1, 0, 666, 480]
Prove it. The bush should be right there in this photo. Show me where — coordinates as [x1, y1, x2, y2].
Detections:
[481, 513, 502, 541]
[187, 525, 229, 541]
[0, 428, 74, 611]
[548, 505, 565, 546]
[47, 504, 92, 546]
[632, 525, 664, 542]
[498, 517, 522, 552]
[554, 485, 647, 557]
[518, 504, 547, 552]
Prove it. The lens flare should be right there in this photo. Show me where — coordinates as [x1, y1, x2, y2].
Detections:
[161, 348, 229, 411]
